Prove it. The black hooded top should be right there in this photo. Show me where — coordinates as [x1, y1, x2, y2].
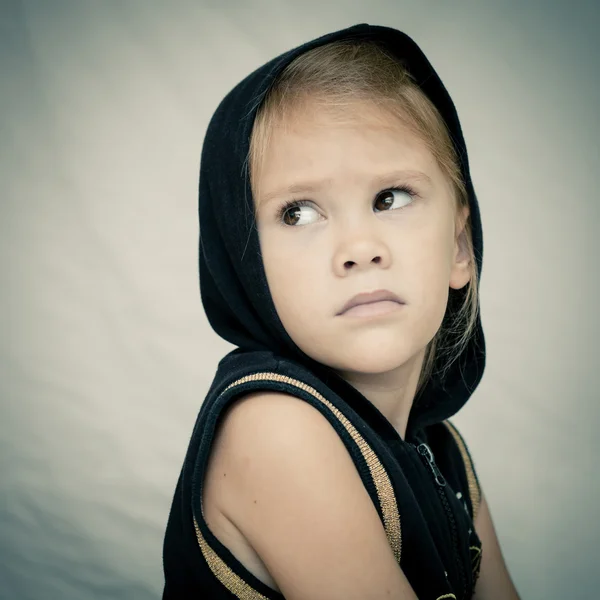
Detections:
[162, 23, 486, 600]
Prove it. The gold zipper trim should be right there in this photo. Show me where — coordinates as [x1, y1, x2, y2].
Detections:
[443, 420, 481, 522]
[194, 371, 402, 598]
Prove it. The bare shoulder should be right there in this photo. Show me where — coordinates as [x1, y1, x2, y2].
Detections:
[204, 390, 418, 600]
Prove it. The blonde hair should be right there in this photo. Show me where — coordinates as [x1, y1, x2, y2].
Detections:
[248, 40, 479, 393]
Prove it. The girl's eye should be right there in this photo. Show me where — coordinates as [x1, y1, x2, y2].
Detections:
[279, 200, 320, 226]
[277, 185, 417, 227]
[373, 186, 416, 212]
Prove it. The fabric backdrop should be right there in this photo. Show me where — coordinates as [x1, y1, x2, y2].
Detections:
[2, 1, 599, 598]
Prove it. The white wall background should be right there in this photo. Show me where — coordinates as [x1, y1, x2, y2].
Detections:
[2, 0, 599, 598]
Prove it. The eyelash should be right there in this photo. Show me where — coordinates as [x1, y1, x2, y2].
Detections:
[275, 184, 419, 225]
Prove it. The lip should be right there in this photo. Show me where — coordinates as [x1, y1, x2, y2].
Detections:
[336, 289, 405, 316]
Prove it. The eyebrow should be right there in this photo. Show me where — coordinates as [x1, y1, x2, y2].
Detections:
[258, 169, 434, 206]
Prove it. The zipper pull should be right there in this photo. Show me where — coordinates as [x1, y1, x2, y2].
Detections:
[415, 443, 447, 487]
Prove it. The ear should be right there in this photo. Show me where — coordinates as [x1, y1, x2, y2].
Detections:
[449, 204, 471, 290]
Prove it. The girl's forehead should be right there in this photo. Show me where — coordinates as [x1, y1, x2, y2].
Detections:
[264, 109, 435, 172]
[274, 97, 414, 134]
[250, 98, 442, 203]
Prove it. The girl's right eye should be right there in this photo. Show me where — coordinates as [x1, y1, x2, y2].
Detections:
[278, 200, 320, 227]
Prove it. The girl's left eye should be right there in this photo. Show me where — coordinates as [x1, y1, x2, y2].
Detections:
[373, 186, 416, 212]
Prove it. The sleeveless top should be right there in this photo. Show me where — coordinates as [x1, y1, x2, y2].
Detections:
[162, 351, 483, 600]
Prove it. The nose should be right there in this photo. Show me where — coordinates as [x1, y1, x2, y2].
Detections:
[332, 228, 392, 276]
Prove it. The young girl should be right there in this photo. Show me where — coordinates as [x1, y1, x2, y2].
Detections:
[162, 23, 521, 600]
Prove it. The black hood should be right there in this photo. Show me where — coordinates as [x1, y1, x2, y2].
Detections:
[197, 23, 485, 440]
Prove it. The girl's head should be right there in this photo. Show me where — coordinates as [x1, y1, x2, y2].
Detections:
[248, 40, 479, 393]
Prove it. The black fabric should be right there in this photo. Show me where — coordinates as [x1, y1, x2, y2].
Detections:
[163, 22, 487, 599]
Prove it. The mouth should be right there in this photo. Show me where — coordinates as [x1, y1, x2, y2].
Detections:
[336, 289, 405, 317]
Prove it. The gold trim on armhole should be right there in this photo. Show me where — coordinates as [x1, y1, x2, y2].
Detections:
[443, 420, 481, 522]
[194, 518, 272, 600]
[192, 372, 403, 598]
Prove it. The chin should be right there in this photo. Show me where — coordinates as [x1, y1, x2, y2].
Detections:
[305, 334, 424, 376]
[339, 352, 415, 375]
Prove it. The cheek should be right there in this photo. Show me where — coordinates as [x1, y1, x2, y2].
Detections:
[400, 224, 454, 306]
[260, 231, 322, 321]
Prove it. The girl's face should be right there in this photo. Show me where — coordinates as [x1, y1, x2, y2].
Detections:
[254, 101, 470, 377]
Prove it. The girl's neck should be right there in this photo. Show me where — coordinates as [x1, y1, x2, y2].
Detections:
[334, 348, 425, 441]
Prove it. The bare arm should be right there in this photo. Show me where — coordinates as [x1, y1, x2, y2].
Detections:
[472, 490, 521, 600]
[211, 391, 419, 600]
